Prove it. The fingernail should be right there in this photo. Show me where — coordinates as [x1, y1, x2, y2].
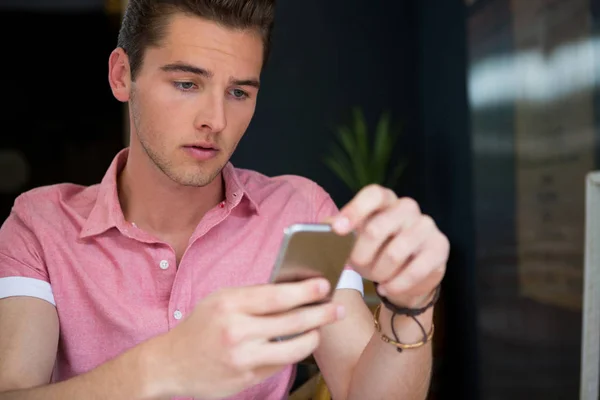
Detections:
[319, 279, 330, 294]
[336, 305, 346, 319]
[333, 216, 350, 233]
[377, 285, 387, 296]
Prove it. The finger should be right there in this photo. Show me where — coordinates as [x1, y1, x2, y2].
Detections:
[378, 239, 448, 305]
[349, 200, 425, 274]
[320, 216, 335, 224]
[244, 365, 288, 389]
[365, 214, 438, 282]
[331, 185, 398, 234]
[235, 278, 331, 315]
[254, 329, 322, 366]
[247, 302, 344, 340]
[380, 263, 444, 308]
[229, 329, 322, 371]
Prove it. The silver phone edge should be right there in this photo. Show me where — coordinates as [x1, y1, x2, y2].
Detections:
[268, 222, 356, 285]
[268, 230, 293, 282]
[283, 222, 334, 235]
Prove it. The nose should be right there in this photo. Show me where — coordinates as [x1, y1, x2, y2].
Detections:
[193, 91, 227, 133]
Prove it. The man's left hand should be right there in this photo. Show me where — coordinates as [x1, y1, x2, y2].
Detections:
[330, 184, 449, 308]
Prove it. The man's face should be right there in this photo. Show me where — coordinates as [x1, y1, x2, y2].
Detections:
[128, 14, 263, 186]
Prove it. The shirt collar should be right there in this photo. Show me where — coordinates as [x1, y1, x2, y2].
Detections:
[80, 148, 260, 239]
[221, 161, 261, 214]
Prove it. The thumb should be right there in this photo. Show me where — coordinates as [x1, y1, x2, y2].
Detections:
[320, 216, 336, 225]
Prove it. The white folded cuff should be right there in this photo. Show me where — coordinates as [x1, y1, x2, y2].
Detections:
[0, 277, 56, 306]
[335, 269, 364, 296]
[0, 273, 360, 307]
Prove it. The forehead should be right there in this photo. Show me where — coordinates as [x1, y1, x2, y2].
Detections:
[147, 13, 264, 75]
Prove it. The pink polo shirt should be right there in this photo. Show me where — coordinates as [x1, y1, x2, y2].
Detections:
[0, 149, 363, 400]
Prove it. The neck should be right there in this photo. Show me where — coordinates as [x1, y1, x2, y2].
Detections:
[118, 144, 224, 235]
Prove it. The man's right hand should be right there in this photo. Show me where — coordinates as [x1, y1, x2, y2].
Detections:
[145, 277, 344, 399]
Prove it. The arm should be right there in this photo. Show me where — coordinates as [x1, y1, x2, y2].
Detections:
[346, 295, 434, 400]
[313, 185, 447, 399]
[0, 297, 162, 400]
[0, 297, 58, 391]
[0, 280, 349, 400]
[314, 290, 432, 400]
[0, 206, 158, 398]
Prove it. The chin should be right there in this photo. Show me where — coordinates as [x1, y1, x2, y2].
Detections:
[170, 166, 221, 188]
[148, 148, 226, 188]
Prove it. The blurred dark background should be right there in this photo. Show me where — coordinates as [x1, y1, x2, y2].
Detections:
[3, 0, 599, 398]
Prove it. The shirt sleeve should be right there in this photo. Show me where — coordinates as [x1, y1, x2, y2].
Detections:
[313, 185, 364, 296]
[0, 195, 55, 306]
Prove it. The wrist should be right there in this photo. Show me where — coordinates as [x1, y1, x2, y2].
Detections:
[377, 305, 434, 343]
[135, 335, 179, 400]
[379, 284, 439, 310]
[372, 283, 439, 350]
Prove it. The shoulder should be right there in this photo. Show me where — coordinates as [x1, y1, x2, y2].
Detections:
[234, 167, 332, 201]
[10, 183, 100, 225]
[233, 167, 336, 217]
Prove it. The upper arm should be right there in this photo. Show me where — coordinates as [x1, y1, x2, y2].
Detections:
[0, 296, 59, 391]
[0, 198, 59, 391]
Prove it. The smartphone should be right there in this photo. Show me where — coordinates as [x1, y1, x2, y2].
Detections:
[268, 223, 356, 302]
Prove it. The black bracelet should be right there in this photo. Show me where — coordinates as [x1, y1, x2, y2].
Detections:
[373, 283, 441, 353]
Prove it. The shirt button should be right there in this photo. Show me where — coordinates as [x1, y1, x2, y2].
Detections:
[159, 260, 169, 270]
[173, 310, 183, 320]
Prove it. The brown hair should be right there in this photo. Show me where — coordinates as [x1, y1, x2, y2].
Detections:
[117, 0, 276, 80]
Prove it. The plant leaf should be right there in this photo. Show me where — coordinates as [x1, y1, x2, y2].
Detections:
[336, 126, 357, 159]
[352, 108, 369, 151]
[385, 159, 407, 188]
[351, 108, 371, 186]
[381, 133, 398, 181]
[381, 124, 402, 185]
[336, 126, 368, 188]
[372, 111, 392, 184]
[329, 141, 357, 186]
[323, 156, 360, 192]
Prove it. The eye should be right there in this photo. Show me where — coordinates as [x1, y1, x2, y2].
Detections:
[229, 88, 249, 100]
[174, 81, 197, 91]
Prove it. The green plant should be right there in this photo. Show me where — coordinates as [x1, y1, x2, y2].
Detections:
[323, 107, 407, 193]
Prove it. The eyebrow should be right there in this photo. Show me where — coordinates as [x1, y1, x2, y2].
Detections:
[160, 62, 260, 89]
[232, 78, 261, 89]
[161, 62, 212, 78]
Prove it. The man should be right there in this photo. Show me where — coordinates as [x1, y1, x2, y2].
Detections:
[0, 1, 449, 399]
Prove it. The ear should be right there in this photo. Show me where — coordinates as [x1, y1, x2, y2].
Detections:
[108, 48, 132, 102]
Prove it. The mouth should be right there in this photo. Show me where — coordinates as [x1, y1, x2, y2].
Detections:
[183, 143, 219, 161]
[184, 142, 218, 151]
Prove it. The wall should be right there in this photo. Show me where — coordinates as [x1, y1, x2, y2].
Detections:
[0, 0, 105, 11]
[414, 1, 478, 398]
[235, 2, 475, 396]
[0, 5, 124, 223]
[231, 0, 420, 207]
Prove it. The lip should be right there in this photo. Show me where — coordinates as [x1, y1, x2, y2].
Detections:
[183, 144, 219, 161]
[184, 142, 218, 151]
